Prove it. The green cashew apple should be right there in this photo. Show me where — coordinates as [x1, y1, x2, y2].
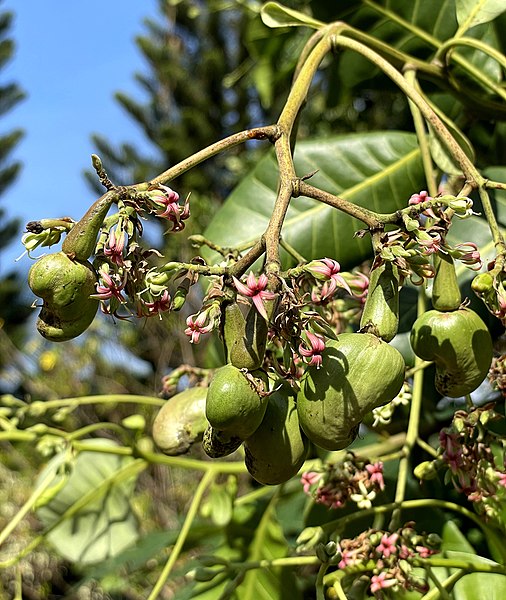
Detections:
[152, 386, 208, 455]
[222, 301, 268, 370]
[431, 252, 461, 311]
[297, 333, 405, 451]
[410, 307, 493, 397]
[360, 261, 400, 341]
[205, 364, 268, 440]
[202, 425, 242, 458]
[244, 384, 309, 485]
[28, 251, 99, 342]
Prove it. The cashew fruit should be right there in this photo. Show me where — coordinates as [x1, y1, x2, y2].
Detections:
[360, 262, 400, 341]
[244, 384, 308, 485]
[202, 425, 242, 458]
[431, 252, 461, 311]
[222, 301, 267, 370]
[410, 307, 493, 397]
[205, 364, 268, 440]
[152, 386, 208, 455]
[62, 192, 114, 261]
[28, 251, 99, 342]
[297, 333, 405, 451]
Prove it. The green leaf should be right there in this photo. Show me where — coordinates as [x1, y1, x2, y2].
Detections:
[203, 132, 425, 269]
[36, 439, 141, 564]
[441, 520, 476, 553]
[260, 2, 324, 30]
[456, 0, 506, 32]
[239, 495, 301, 600]
[452, 572, 506, 600]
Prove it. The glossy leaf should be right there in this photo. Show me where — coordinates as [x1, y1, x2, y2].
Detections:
[239, 499, 301, 600]
[203, 132, 425, 269]
[456, 0, 506, 32]
[36, 439, 140, 564]
[261, 2, 324, 30]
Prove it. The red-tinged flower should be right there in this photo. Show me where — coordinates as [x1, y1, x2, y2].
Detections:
[299, 331, 326, 369]
[142, 290, 172, 318]
[416, 545, 435, 558]
[104, 229, 126, 266]
[366, 462, 385, 491]
[301, 471, 321, 494]
[338, 549, 358, 569]
[409, 190, 438, 219]
[417, 231, 443, 255]
[232, 272, 276, 320]
[307, 258, 352, 299]
[451, 241, 482, 270]
[409, 190, 432, 205]
[376, 533, 399, 558]
[346, 271, 370, 298]
[497, 471, 506, 488]
[149, 185, 190, 232]
[370, 572, 397, 593]
[184, 311, 214, 344]
[93, 269, 127, 303]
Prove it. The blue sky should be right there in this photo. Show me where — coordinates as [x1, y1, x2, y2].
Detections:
[1, 1, 159, 272]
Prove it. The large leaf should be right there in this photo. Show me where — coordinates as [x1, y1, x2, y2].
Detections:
[36, 439, 141, 565]
[456, 0, 506, 32]
[203, 132, 425, 269]
[239, 495, 301, 600]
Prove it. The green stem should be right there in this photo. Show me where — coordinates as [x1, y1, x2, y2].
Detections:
[149, 126, 279, 187]
[24, 394, 166, 414]
[147, 470, 215, 600]
[421, 570, 466, 600]
[478, 186, 506, 254]
[315, 563, 328, 600]
[362, 0, 506, 110]
[331, 35, 481, 185]
[390, 288, 426, 529]
[404, 69, 438, 197]
[73, 439, 248, 474]
[297, 181, 382, 229]
[435, 36, 506, 76]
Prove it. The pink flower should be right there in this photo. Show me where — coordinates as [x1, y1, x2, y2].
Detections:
[346, 271, 369, 298]
[149, 185, 190, 232]
[376, 533, 399, 558]
[93, 269, 127, 303]
[299, 331, 326, 369]
[417, 231, 443, 255]
[142, 290, 172, 318]
[496, 471, 506, 488]
[409, 190, 432, 205]
[451, 242, 482, 270]
[338, 550, 357, 569]
[104, 229, 126, 266]
[366, 462, 385, 491]
[301, 471, 321, 494]
[416, 545, 435, 558]
[307, 258, 352, 299]
[184, 311, 214, 344]
[232, 272, 276, 320]
[370, 572, 397, 593]
[409, 190, 438, 219]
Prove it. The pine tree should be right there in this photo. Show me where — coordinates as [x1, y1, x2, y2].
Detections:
[0, 3, 29, 339]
